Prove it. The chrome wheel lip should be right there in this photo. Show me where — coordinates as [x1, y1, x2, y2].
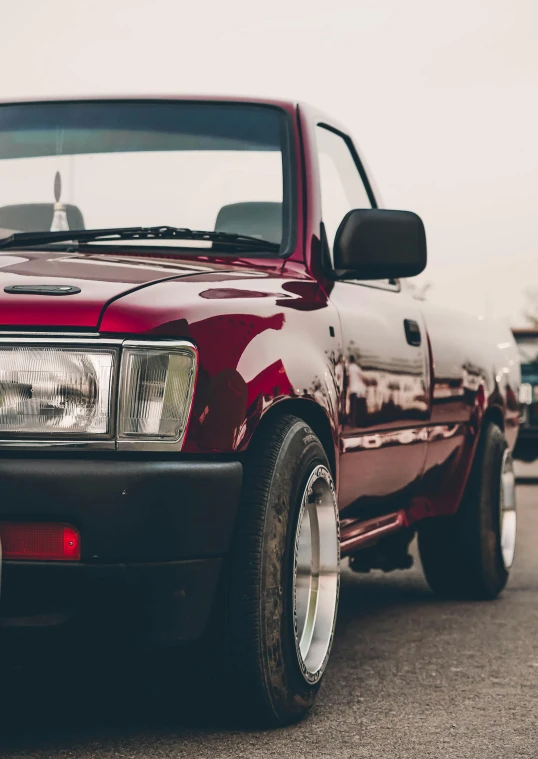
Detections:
[500, 448, 517, 570]
[293, 464, 340, 684]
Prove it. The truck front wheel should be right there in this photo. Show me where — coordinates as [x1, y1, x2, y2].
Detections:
[224, 414, 340, 726]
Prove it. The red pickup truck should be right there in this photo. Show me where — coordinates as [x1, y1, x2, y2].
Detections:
[0, 96, 520, 725]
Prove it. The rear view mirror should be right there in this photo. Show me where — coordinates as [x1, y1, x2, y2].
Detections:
[332, 209, 427, 280]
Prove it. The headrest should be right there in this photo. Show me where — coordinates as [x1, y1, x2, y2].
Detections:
[214, 202, 282, 245]
[0, 204, 85, 233]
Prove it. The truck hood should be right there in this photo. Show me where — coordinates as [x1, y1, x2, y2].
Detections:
[0, 249, 236, 329]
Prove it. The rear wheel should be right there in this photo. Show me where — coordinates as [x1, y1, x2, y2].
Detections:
[418, 423, 516, 600]
[224, 414, 340, 726]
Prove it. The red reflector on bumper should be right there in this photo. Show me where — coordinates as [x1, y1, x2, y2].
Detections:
[0, 522, 80, 561]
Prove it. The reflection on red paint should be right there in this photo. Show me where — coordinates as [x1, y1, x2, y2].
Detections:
[198, 288, 272, 300]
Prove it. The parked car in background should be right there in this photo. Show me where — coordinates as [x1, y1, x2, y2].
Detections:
[512, 328, 538, 462]
[0, 96, 520, 726]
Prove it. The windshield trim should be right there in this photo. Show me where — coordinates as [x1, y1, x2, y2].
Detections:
[0, 98, 298, 260]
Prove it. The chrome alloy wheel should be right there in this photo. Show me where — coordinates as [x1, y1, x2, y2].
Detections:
[500, 448, 517, 569]
[293, 464, 339, 683]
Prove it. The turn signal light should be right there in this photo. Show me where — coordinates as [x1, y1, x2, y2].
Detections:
[0, 522, 81, 561]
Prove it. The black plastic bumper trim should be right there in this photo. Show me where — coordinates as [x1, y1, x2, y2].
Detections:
[0, 457, 242, 563]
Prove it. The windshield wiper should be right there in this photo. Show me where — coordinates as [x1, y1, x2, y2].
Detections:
[0, 225, 281, 253]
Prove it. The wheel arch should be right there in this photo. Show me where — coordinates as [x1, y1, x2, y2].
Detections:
[459, 402, 506, 509]
[249, 398, 338, 484]
[448, 402, 506, 518]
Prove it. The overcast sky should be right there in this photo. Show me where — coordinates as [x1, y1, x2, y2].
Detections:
[1, 0, 536, 326]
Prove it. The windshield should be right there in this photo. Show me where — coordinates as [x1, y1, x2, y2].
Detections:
[514, 336, 538, 365]
[0, 101, 292, 252]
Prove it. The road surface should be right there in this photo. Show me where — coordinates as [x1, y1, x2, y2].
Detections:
[1, 479, 537, 758]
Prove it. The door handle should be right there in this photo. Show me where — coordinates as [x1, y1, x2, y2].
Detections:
[404, 319, 421, 346]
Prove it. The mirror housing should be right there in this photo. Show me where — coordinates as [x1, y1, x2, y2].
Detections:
[332, 209, 427, 280]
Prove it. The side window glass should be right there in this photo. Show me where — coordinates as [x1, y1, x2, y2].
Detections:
[316, 125, 372, 259]
[316, 125, 397, 290]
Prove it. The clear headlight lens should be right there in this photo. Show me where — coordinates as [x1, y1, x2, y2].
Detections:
[118, 343, 196, 442]
[0, 341, 197, 447]
[0, 347, 115, 435]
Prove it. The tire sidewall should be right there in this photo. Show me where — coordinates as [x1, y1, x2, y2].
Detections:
[258, 420, 339, 721]
[471, 424, 509, 594]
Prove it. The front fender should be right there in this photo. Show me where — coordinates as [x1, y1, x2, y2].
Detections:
[100, 271, 343, 458]
[186, 302, 341, 457]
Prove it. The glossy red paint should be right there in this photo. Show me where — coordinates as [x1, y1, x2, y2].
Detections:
[100, 268, 341, 461]
[0, 249, 245, 328]
[0, 95, 520, 549]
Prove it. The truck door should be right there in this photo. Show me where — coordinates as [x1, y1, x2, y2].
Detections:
[315, 125, 430, 516]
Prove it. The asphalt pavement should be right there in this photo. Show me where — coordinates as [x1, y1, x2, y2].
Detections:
[1, 475, 538, 758]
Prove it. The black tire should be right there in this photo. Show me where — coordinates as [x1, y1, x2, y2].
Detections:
[223, 414, 339, 727]
[418, 423, 514, 600]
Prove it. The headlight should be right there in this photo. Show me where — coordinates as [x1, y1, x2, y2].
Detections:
[118, 341, 197, 445]
[0, 347, 115, 436]
[0, 340, 197, 450]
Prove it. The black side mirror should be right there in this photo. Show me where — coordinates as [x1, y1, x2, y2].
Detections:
[332, 209, 427, 280]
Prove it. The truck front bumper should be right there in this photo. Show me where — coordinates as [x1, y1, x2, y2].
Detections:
[0, 456, 242, 645]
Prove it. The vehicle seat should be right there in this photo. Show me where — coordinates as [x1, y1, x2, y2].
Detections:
[0, 204, 85, 233]
[214, 202, 282, 245]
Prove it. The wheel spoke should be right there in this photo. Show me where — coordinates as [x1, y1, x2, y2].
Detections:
[500, 449, 517, 569]
[293, 465, 339, 682]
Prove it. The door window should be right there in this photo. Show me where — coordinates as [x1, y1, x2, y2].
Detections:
[316, 125, 372, 257]
[316, 125, 397, 289]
